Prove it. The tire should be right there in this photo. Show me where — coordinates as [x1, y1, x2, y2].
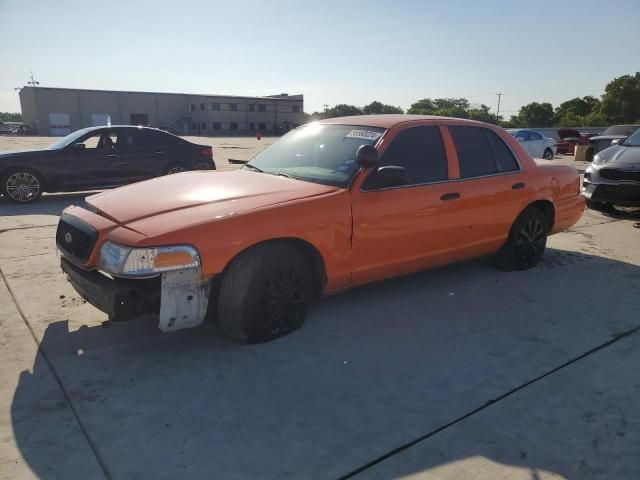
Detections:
[163, 163, 187, 175]
[586, 200, 617, 215]
[218, 243, 313, 344]
[494, 208, 549, 271]
[543, 148, 554, 160]
[192, 162, 211, 171]
[1, 168, 43, 203]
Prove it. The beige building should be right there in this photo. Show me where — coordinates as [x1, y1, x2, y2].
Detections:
[19, 87, 304, 136]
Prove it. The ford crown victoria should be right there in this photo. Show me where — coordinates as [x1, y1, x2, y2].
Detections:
[56, 115, 585, 343]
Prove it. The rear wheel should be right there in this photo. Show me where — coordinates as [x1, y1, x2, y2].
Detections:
[494, 208, 548, 271]
[218, 243, 313, 343]
[586, 200, 617, 215]
[543, 148, 554, 160]
[164, 162, 187, 175]
[1, 169, 43, 203]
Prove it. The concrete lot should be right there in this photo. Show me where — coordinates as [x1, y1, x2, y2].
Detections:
[0, 136, 639, 479]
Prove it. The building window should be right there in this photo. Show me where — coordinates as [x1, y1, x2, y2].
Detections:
[212, 103, 220, 111]
[200, 103, 205, 111]
[212, 122, 221, 130]
[249, 122, 255, 130]
[248, 104, 255, 112]
[230, 122, 238, 130]
[192, 122, 197, 130]
[259, 122, 266, 130]
[230, 103, 238, 111]
[201, 122, 206, 130]
[190, 104, 195, 112]
[292, 105, 301, 113]
[258, 104, 266, 112]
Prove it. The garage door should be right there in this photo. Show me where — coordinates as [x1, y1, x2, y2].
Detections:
[91, 113, 109, 126]
[49, 112, 71, 136]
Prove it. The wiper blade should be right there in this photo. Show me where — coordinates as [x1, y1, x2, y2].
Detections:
[273, 172, 300, 180]
[243, 163, 264, 173]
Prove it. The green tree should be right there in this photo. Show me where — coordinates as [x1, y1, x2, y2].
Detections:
[555, 96, 600, 120]
[516, 102, 555, 127]
[362, 101, 403, 114]
[600, 72, 640, 123]
[557, 112, 584, 128]
[468, 104, 498, 124]
[0, 112, 22, 122]
[582, 111, 607, 127]
[322, 104, 363, 118]
[407, 98, 470, 118]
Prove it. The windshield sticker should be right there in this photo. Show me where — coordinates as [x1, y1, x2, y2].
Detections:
[345, 129, 383, 141]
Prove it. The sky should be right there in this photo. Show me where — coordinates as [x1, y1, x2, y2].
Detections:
[1, 0, 639, 118]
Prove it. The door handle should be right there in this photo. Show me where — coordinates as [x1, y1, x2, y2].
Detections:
[440, 192, 460, 201]
[106, 153, 117, 158]
[155, 150, 165, 155]
[512, 182, 525, 190]
[116, 162, 125, 167]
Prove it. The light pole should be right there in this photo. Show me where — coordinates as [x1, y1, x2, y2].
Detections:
[496, 92, 503, 122]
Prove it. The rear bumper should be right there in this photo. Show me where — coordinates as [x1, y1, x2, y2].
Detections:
[582, 183, 640, 207]
[61, 258, 160, 321]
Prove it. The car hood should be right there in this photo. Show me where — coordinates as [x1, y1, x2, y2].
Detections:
[86, 169, 339, 233]
[0, 148, 53, 159]
[595, 144, 640, 166]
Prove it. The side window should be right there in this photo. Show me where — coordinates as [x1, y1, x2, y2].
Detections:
[528, 131, 543, 141]
[517, 130, 530, 141]
[119, 130, 167, 152]
[78, 131, 118, 150]
[449, 126, 497, 178]
[483, 129, 519, 172]
[367, 126, 448, 188]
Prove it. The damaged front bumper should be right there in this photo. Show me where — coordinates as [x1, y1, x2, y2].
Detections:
[61, 257, 211, 332]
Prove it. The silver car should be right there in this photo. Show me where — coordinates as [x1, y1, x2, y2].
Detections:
[583, 128, 640, 210]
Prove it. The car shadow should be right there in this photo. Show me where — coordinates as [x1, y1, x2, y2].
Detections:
[0, 191, 98, 217]
[10, 248, 640, 478]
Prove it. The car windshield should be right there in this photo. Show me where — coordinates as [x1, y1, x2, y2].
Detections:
[620, 129, 640, 147]
[48, 128, 93, 149]
[244, 123, 386, 187]
[601, 125, 640, 136]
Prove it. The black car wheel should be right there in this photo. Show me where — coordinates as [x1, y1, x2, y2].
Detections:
[218, 243, 313, 343]
[494, 208, 548, 271]
[164, 163, 187, 175]
[586, 200, 617, 215]
[543, 148, 554, 160]
[1, 169, 43, 203]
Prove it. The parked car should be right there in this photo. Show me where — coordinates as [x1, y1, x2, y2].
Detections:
[583, 127, 640, 211]
[0, 126, 215, 203]
[585, 124, 640, 162]
[506, 129, 557, 159]
[555, 128, 589, 155]
[57, 115, 585, 344]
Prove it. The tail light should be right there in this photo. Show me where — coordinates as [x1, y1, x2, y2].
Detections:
[201, 147, 213, 158]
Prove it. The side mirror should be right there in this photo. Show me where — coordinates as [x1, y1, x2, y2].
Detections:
[367, 165, 409, 189]
[72, 143, 86, 152]
[356, 144, 379, 168]
[516, 137, 526, 143]
[610, 138, 623, 145]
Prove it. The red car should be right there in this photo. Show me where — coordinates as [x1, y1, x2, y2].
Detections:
[555, 128, 589, 155]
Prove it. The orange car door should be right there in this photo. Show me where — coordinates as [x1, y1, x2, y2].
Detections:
[445, 125, 530, 254]
[350, 125, 467, 285]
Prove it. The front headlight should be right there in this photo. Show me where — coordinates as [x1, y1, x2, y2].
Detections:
[97, 241, 200, 277]
[592, 153, 610, 166]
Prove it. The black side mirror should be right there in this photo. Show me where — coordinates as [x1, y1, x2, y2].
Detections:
[72, 143, 86, 152]
[367, 165, 409, 190]
[356, 144, 379, 168]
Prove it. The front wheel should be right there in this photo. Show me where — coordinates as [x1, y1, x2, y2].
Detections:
[586, 200, 617, 215]
[494, 208, 548, 271]
[218, 243, 313, 343]
[543, 148, 554, 160]
[1, 169, 43, 203]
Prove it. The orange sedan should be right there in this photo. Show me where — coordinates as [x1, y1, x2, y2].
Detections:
[56, 115, 585, 343]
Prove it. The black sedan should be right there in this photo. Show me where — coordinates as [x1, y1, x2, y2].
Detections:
[0, 126, 216, 203]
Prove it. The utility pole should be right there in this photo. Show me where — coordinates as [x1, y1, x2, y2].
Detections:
[27, 71, 40, 88]
[323, 104, 329, 113]
[495, 92, 503, 121]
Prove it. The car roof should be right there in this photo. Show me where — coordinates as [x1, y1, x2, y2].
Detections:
[315, 114, 490, 129]
[82, 125, 165, 132]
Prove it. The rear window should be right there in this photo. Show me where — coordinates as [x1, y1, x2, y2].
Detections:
[602, 125, 640, 136]
[450, 126, 518, 178]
